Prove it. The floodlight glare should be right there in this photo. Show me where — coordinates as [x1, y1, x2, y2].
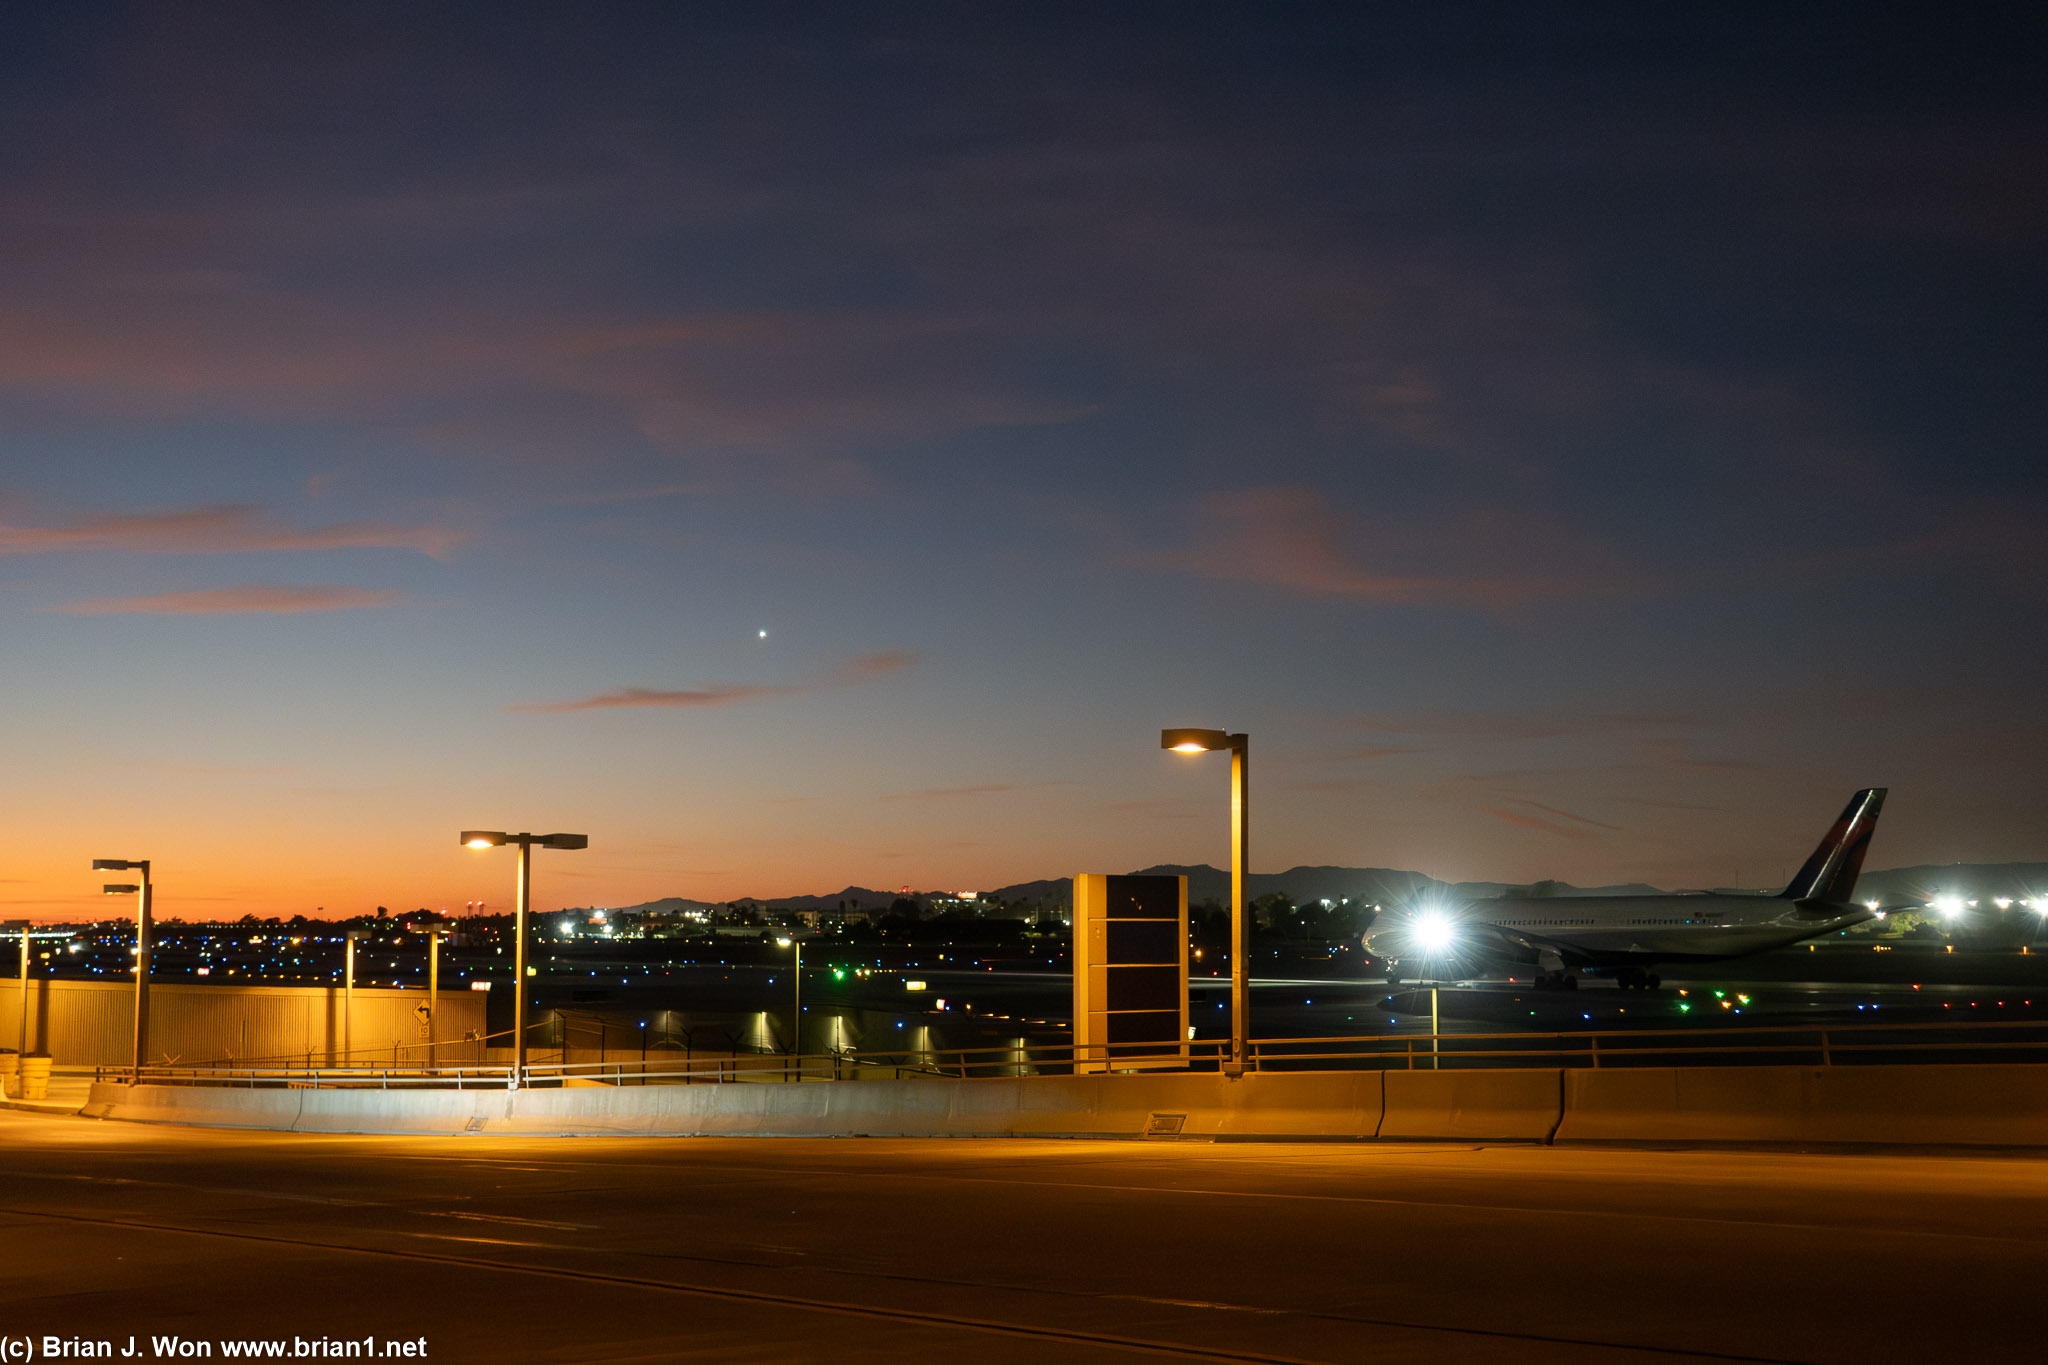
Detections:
[1932, 895, 1965, 918]
[461, 831, 508, 849]
[102, 883, 139, 895]
[1413, 911, 1457, 955]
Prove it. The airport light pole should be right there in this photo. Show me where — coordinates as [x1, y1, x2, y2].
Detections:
[93, 859, 152, 1080]
[421, 920, 448, 1067]
[1161, 728, 1251, 1075]
[6, 922, 23, 1054]
[461, 831, 588, 1087]
[344, 929, 368, 1063]
[775, 935, 801, 1063]
[5, 921, 27, 1058]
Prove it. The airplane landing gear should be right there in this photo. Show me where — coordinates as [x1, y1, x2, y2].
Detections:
[1614, 968, 1663, 991]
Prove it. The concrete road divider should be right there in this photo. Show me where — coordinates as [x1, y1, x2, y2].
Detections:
[73, 1064, 2048, 1146]
[1555, 1064, 2048, 1146]
[81, 1070, 1386, 1140]
[1379, 1068, 1562, 1141]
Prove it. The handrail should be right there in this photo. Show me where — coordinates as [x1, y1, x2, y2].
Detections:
[92, 1015, 2048, 1090]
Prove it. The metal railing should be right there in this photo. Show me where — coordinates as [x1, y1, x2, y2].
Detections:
[92, 1015, 2048, 1090]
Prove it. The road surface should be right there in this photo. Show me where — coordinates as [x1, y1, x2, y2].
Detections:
[1, 1108, 2041, 1363]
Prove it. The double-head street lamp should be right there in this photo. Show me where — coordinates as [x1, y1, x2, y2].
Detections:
[1162, 728, 1250, 1074]
[461, 831, 587, 1085]
[92, 858, 152, 1080]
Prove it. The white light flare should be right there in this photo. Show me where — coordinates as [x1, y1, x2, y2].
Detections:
[1413, 910, 1458, 955]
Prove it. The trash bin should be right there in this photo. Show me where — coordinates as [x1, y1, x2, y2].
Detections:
[0, 1052, 17, 1100]
[19, 1053, 51, 1101]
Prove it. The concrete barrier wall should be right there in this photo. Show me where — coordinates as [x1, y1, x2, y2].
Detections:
[1556, 1064, 2048, 1146]
[84, 1069, 1386, 1140]
[7, 979, 485, 1068]
[79, 1064, 2048, 1146]
[1380, 1068, 1562, 1141]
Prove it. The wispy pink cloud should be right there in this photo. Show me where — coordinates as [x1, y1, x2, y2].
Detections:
[1505, 797, 1622, 832]
[512, 650, 917, 713]
[879, 784, 1016, 802]
[1350, 709, 1689, 743]
[1631, 738, 1766, 772]
[1485, 807, 1600, 838]
[56, 584, 405, 615]
[0, 505, 462, 559]
[1144, 486, 1644, 609]
[514, 683, 789, 712]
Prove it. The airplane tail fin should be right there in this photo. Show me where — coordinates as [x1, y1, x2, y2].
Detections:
[1781, 788, 1887, 904]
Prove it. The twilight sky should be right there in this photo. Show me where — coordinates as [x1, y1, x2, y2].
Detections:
[2, 3, 2044, 920]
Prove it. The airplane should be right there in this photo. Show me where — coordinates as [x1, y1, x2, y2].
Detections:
[1361, 788, 1889, 991]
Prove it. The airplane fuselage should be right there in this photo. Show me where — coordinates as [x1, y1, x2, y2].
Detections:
[1431, 892, 1874, 966]
[1361, 788, 1890, 977]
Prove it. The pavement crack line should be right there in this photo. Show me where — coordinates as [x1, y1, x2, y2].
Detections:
[0, 1205, 1808, 1365]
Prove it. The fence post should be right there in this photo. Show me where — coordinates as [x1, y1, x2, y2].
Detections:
[1820, 1030, 1832, 1067]
[1590, 1035, 1601, 1069]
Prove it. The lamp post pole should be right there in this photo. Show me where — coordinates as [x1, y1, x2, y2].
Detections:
[9, 923, 27, 1057]
[344, 929, 365, 1064]
[1162, 729, 1251, 1075]
[1229, 739, 1249, 1073]
[426, 927, 443, 1067]
[93, 859, 152, 1080]
[462, 831, 588, 1089]
[776, 937, 801, 1058]
[515, 839, 532, 1077]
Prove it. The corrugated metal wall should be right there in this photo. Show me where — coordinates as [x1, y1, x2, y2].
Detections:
[2, 978, 488, 1066]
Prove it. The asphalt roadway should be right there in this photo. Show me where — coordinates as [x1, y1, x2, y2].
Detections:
[5, 1111, 2046, 1364]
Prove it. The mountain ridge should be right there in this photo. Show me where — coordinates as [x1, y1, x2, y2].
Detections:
[582, 861, 2048, 917]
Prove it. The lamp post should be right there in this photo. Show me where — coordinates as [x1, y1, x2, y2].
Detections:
[422, 921, 447, 1067]
[92, 858, 152, 1080]
[6, 921, 24, 1058]
[5, 920, 28, 1058]
[461, 830, 587, 1087]
[343, 929, 368, 1064]
[1161, 728, 1250, 1075]
[775, 935, 801, 1065]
